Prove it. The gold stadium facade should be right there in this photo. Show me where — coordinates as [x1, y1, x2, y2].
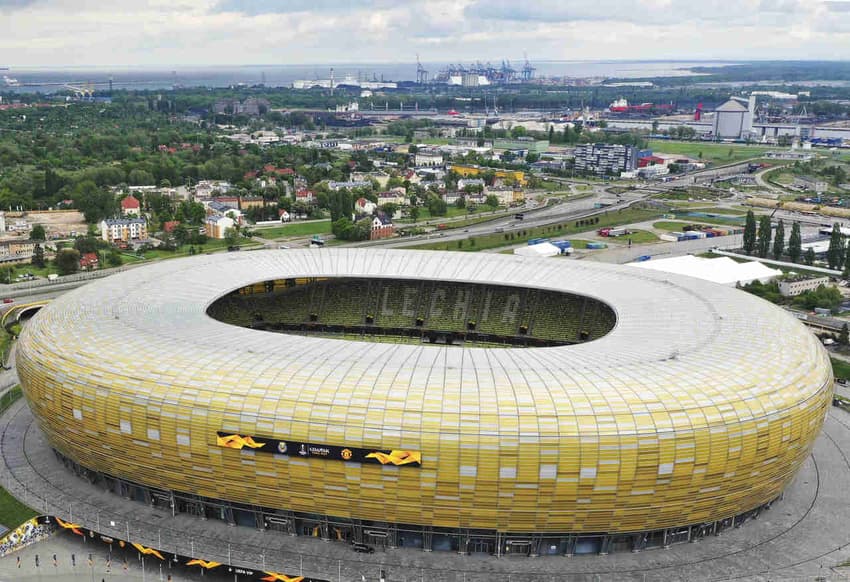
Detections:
[17, 249, 832, 556]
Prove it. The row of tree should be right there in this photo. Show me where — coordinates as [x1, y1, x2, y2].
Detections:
[742, 211, 807, 264]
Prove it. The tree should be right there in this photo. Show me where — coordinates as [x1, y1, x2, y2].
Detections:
[756, 215, 772, 258]
[804, 247, 816, 266]
[224, 227, 241, 249]
[454, 196, 466, 210]
[828, 223, 845, 270]
[173, 223, 189, 247]
[31, 243, 44, 268]
[72, 181, 117, 224]
[771, 220, 785, 260]
[426, 196, 447, 217]
[30, 224, 46, 241]
[841, 323, 850, 347]
[485, 195, 499, 210]
[73, 235, 99, 255]
[106, 248, 123, 268]
[379, 203, 399, 219]
[788, 222, 802, 263]
[844, 243, 850, 278]
[55, 248, 80, 275]
[743, 211, 757, 255]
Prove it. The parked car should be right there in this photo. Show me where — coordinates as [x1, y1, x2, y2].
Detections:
[351, 542, 374, 554]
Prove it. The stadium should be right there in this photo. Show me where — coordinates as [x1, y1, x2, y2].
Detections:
[16, 248, 832, 557]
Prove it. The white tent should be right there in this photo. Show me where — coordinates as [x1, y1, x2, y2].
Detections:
[628, 255, 782, 286]
[514, 242, 561, 258]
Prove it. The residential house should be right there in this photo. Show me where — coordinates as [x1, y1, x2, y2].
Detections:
[415, 150, 444, 167]
[121, 195, 141, 217]
[205, 215, 236, 239]
[100, 218, 148, 243]
[79, 252, 99, 271]
[351, 171, 391, 189]
[355, 197, 377, 215]
[370, 213, 395, 241]
[328, 181, 371, 191]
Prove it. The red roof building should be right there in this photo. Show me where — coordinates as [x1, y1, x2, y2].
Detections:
[79, 252, 99, 270]
[163, 221, 181, 233]
[121, 195, 141, 216]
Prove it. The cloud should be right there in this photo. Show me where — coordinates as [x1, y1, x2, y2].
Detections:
[0, 0, 848, 66]
[215, 0, 393, 15]
[0, 0, 38, 9]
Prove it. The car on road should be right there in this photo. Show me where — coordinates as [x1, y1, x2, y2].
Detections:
[2, 298, 13, 304]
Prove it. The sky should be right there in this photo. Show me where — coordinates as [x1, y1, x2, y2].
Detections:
[1, 0, 850, 67]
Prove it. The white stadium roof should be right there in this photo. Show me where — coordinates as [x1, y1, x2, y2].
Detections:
[22, 248, 828, 437]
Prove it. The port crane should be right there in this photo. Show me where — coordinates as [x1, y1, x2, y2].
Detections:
[521, 53, 535, 81]
[416, 54, 428, 84]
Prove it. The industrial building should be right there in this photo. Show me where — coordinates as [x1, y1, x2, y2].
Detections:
[712, 96, 756, 140]
[573, 143, 638, 176]
[16, 249, 831, 562]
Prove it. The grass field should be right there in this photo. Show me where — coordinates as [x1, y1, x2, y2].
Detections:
[604, 230, 660, 245]
[647, 140, 773, 164]
[653, 213, 744, 229]
[832, 357, 850, 381]
[254, 220, 332, 239]
[0, 387, 37, 528]
[140, 238, 262, 260]
[408, 208, 663, 252]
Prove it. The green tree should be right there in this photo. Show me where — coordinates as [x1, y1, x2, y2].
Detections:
[485, 195, 499, 210]
[841, 323, 850, 347]
[55, 248, 80, 275]
[72, 181, 117, 224]
[106, 248, 123, 268]
[454, 196, 466, 210]
[756, 215, 772, 258]
[772, 219, 785, 260]
[379, 203, 399, 219]
[30, 224, 46, 241]
[743, 210, 757, 255]
[426, 196, 447, 217]
[173, 223, 189, 247]
[788, 222, 802, 263]
[31, 243, 44, 268]
[828, 223, 845, 270]
[73, 235, 99, 255]
[224, 227, 241, 249]
[844, 243, 850, 278]
[804, 247, 816, 266]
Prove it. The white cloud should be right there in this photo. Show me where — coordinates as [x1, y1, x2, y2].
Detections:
[0, 0, 848, 66]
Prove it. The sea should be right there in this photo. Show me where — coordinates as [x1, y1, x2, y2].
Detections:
[1, 61, 737, 94]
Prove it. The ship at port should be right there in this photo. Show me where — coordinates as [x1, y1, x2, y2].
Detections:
[2, 75, 19, 87]
[292, 68, 397, 91]
[608, 98, 673, 114]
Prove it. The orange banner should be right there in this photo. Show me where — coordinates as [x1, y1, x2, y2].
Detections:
[186, 558, 222, 569]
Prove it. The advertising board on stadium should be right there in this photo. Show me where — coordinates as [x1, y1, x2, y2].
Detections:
[216, 432, 422, 467]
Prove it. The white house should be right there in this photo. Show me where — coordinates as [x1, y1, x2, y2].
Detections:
[205, 215, 236, 239]
[355, 197, 377, 214]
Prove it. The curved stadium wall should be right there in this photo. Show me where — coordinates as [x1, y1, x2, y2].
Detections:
[16, 249, 832, 555]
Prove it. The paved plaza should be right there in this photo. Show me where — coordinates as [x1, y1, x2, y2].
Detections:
[4, 397, 850, 581]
